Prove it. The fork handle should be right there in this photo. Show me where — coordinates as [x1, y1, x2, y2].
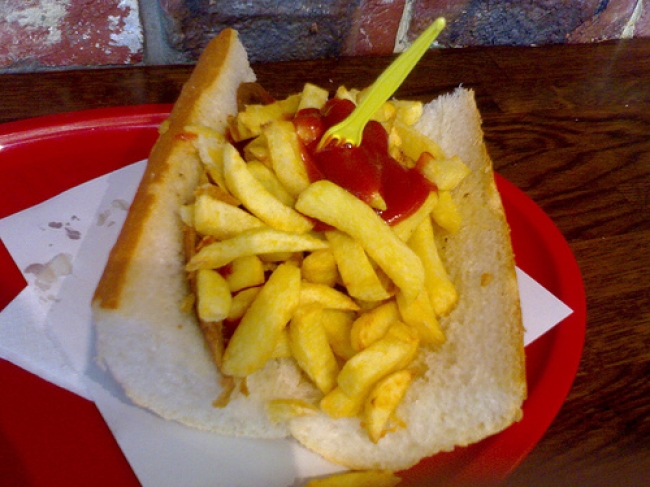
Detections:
[356, 17, 447, 122]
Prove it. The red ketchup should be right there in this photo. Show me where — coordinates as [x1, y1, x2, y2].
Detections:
[292, 98, 435, 225]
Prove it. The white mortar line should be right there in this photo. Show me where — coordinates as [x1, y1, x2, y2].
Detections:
[394, 0, 415, 53]
[622, 0, 644, 38]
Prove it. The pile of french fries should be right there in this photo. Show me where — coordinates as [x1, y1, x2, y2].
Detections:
[180, 82, 470, 443]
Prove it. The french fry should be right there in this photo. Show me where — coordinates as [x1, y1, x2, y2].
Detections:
[221, 263, 301, 377]
[393, 118, 445, 161]
[305, 470, 401, 487]
[371, 101, 397, 123]
[325, 230, 392, 302]
[185, 125, 228, 189]
[364, 370, 413, 443]
[337, 322, 419, 398]
[320, 386, 365, 418]
[299, 282, 360, 311]
[393, 99, 423, 126]
[227, 286, 261, 321]
[289, 305, 340, 394]
[197, 319, 224, 369]
[417, 152, 470, 191]
[320, 309, 356, 360]
[232, 95, 300, 141]
[350, 301, 400, 352]
[225, 255, 265, 292]
[430, 190, 462, 234]
[335, 85, 361, 103]
[193, 193, 265, 240]
[396, 289, 445, 346]
[278, 94, 302, 115]
[298, 82, 330, 110]
[408, 216, 458, 316]
[391, 191, 438, 242]
[222, 143, 313, 233]
[271, 328, 292, 359]
[259, 251, 301, 265]
[301, 248, 339, 287]
[246, 159, 296, 207]
[195, 269, 232, 322]
[243, 134, 270, 164]
[266, 399, 318, 423]
[295, 180, 424, 303]
[186, 227, 327, 271]
[194, 182, 240, 206]
[231, 103, 283, 141]
[265, 120, 311, 197]
[179, 204, 194, 227]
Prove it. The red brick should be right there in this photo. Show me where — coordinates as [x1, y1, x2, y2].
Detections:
[0, 0, 143, 69]
[159, 0, 358, 63]
[343, 0, 407, 56]
[635, 2, 650, 37]
[408, 0, 472, 46]
[567, 0, 640, 43]
[409, 0, 600, 47]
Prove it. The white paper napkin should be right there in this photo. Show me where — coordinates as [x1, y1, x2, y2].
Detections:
[0, 162, 573, 487]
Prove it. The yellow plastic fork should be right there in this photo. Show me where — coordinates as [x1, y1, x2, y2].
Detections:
[317, 17, 446, 150]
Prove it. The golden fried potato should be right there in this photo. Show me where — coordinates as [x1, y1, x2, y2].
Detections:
[305, 470, 401, 487]
[295, 180, 424, 304]
[221, 263, 301, 377]
[266, 398, 318, 423]
[350, 301, 400, 352]
[337, 322, 419, 398]
[246, 159, 296, 207]
[299, 282, 360, 311]
[186, 124, 228, 190]
[227, 286, 261, 321]
[232, 96, 299, 141]
[320, 309, 356, 360]
[392, 99, 423, 126]
[223, 143, 313, 233]
[396, 289, 445, 346]
[408, 216, 458, 316]
[265, 120, 311, 197]
[298, 82, 330, 110]
[195, 269, 232, 323]
[430, 190, 462, 234]
[325, 230, 392, 302]
[225, 255, 265, 292]
[320, 386, 365, 418]
[364, 369, 413, 443]
[417, 153, 470, 191]
[301, 248, 339, 287]
[393, 119, 445, 161]
[391, 191, 438, 242]
[289, 305, 339, 394]
[193, 193, 265, 240]
[186, 227, 327, 271]
[270, 328, 292, 359]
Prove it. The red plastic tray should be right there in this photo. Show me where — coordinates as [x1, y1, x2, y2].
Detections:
[0, 107, 586, 487]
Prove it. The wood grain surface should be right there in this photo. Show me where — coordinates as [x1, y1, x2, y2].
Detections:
[0, 38, 648, 486]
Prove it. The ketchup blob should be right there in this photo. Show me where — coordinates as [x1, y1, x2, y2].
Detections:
[293, 98, 435, 225]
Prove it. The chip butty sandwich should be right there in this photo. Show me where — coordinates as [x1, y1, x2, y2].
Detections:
[92, 29, 526, 480]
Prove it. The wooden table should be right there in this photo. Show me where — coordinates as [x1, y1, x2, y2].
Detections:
[0, 38, 648, 486]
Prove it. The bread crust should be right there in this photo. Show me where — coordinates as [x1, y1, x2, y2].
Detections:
[93, 29, 255, 310]
[92, 31, 526, 471]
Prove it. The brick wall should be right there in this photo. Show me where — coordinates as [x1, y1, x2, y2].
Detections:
[1, 0, 649, 72]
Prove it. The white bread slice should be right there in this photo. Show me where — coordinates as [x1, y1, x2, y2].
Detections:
[92, 30, 526, 469]
[92, 30, 311, 438]
[287, 88, 526, 470]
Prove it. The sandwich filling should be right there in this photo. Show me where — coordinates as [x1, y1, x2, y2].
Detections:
[179, 81, 471, 443]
